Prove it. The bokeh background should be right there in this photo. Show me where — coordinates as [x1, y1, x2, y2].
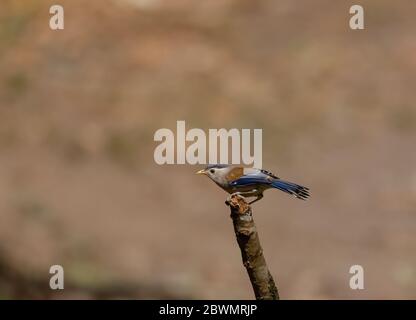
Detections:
[0, 0, 415, 299]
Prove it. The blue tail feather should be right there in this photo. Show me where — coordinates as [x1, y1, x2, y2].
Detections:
[271, 179, 310, 200]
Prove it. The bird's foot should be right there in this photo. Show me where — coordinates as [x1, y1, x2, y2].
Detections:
[225, 192, 245, 205]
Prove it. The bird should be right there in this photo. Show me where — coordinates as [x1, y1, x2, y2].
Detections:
[196, 164, 310, 204]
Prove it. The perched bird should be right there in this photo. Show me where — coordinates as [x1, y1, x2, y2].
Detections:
[196, 164, 310, 204]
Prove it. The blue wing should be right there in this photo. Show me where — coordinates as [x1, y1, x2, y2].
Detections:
[230, 171, 310, 200]
[229, 174, 272, 187]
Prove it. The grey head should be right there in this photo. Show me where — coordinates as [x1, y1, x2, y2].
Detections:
[196, 164, 233, 189]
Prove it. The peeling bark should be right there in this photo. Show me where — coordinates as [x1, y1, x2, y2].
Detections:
[226, 194, 279, 300]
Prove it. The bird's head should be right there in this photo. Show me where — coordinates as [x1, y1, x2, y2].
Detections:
[196, 164, 230, 184]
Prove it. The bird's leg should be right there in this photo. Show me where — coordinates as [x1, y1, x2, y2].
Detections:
[248, 193, 263, 205]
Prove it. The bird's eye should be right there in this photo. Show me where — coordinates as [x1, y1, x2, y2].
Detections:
[210, 169, 215, 174]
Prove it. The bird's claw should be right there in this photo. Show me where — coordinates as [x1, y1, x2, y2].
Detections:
[225, 193, 234, 205]
[226, 192, 246, 205]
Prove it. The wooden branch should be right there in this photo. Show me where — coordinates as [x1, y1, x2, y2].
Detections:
[226, 194, 279, 300]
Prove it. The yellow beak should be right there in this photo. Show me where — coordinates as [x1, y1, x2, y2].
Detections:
[196, 169, 206, 175]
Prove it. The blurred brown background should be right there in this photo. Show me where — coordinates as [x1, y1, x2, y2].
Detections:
[0, 0, 415, 299]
